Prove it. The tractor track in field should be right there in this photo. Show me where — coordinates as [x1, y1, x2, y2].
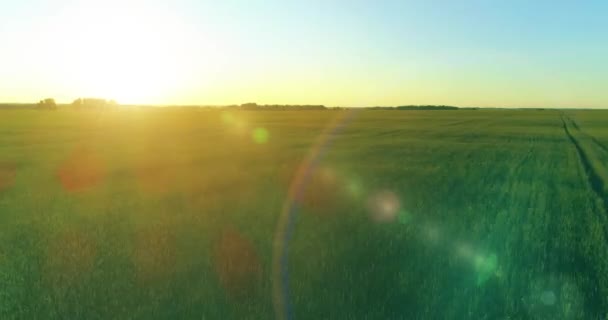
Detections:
[568, 118, 608, 156]
[562, 113, 608, 163]
[560, 113, 608, 317]
[588, 136, 608, 155]
[560, 114, 608, 214]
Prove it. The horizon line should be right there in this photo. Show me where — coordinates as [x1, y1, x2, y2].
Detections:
[1, 102, 607, 110]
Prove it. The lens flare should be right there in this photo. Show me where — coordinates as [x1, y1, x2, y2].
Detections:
[221, 112, 236, 125]
[56, 147, 105, 192]
[272, 109, 360, 320]
[541, 290, 556, 306]
[346, 178, 363, 198]
[221, 111, 249, 136]
[474, 253, 497, 286]
[252, 127, 269, 144]
[215, 227, 262, 300]
[525, 276, 584, 319]
[0, 162, 16, 192]
[367, 190, 400, 223]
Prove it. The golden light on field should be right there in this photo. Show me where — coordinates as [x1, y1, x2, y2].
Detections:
[39, 1, 201, 104]
[214, 227, 262, 299]
[56, 146, 105, 192]
[0, 162, 16, 192]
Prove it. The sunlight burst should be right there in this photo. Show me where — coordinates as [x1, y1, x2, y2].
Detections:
[42, 1, 196, 104]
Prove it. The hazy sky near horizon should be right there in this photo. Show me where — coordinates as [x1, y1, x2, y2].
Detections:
[1, 0, 607, 107]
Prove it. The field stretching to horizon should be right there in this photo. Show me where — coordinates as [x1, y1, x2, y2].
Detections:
[2, 108, 608, 319]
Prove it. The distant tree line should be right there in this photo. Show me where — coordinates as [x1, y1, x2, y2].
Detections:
[72, 98, 118, 109]
[15, 97, 121, 110]
[3, 99, 469, 111]
[37, 98, 57, 110]
[396, 105, 458, 110]
[368, 105, 459, 110]
[232, 103, 327, 110]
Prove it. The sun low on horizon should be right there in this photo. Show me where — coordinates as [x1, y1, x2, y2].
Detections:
[1, 0, 224, 105]
[1, 0, 607, 107]
[23, 1, 204, 105]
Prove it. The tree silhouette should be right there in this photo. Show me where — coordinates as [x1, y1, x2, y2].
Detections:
[37, 98, 57, 110]
[72, 98, 117, 109]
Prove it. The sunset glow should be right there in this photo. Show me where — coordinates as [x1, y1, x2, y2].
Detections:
[1, 0, 607, 107]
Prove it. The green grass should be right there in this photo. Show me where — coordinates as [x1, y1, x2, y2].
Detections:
[1, 108, 608, 319]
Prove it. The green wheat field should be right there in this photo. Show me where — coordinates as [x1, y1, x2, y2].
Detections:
[2, 108, 608, 319]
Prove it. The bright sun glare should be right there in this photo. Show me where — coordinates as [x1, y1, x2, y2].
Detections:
[42, 1, 194, 104]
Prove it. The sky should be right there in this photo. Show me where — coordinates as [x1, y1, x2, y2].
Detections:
[0, 0, 607, 107]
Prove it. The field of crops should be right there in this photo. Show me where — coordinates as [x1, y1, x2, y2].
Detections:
[1, 108, 608, 319]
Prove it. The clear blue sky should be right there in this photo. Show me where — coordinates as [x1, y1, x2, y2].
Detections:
[1, 0, 607, 107]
